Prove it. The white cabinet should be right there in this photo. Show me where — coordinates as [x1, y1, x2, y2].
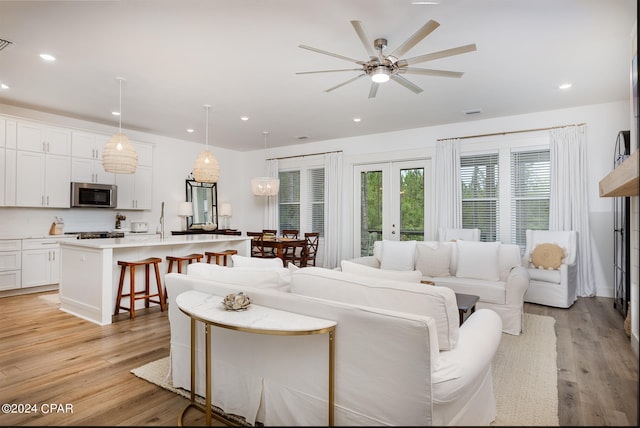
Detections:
[71, 131, 115, 184]
[15, 151, 71, 207]
[116, 165, 152, 209]
[0, 239, 21, 291]
[21, 239, 60, 288]
[17, 121, 71, 155]
[115, 142, 153, 210]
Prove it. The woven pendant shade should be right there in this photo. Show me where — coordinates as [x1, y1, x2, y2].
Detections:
[103, 133, 138, 174]
[193, 148, 220, 183]
[193, 104, 219, 183]
[251, 176, 279, 196]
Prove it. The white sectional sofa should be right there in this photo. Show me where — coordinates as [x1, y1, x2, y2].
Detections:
[165, 260, 503, 426]
[348, 240, 530, 335]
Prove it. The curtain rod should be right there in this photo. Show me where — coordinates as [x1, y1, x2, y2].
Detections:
[267, 149, 343, 161]
[436, 123, 586, 141]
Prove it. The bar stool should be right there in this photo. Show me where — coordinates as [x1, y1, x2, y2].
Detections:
[204, 249, 238, 266]
[166, 253, 204, 274]
[165, 253, 204, 304]
[114, 257, 165, 320]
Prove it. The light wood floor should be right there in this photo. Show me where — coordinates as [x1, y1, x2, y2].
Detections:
[0, 291, 637, 426]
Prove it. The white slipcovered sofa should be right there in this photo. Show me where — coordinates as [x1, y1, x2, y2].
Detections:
[348, 239, 530, 335]
[165, 259, 503, 426]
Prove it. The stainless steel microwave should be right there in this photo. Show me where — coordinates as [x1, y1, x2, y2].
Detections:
[70, 182, 117, 208]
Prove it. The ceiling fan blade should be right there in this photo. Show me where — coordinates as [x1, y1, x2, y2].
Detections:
[299, 45, 366, 65]
[388, 19, 440, 60]
[296, 68, 362, 75]
[368, 82, 379, 99]
[400, 67, 464, 78]
[400, 43, 477, 66]
[325, 73, 366, 93]
[351, 20, 377, 60]
[390, 74, 423, 94]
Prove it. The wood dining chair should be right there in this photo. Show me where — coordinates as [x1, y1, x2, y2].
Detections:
[304, 232, 319, 267]
[247, 231, 268, 258]
[281, 229, 299, 259]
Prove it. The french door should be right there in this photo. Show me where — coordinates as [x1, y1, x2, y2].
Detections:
[353, 159, 430, 256]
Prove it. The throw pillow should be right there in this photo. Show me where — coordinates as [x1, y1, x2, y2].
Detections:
[455, 241, 501, 281]
[340, 260, 423, 282]
[231, 254, 284, 269]
[379, 240, 417, 271]
[415, 242, 451, 277]
[530, 243, 565, 270]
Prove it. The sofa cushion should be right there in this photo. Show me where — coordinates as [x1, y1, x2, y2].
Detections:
[528, 267, 561, 283]
[455, 241, 500, 281]
[341, 260, 423, 282]
[379, 240, 417, 271]
[290, 267, 459, 351]
[187, 262, 291, 292]
[415, 242, 451, 277]
[231, 254, 284, 269]
[530, 243, 565, 270]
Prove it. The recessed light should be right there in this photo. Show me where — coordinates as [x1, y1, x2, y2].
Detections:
[411, 1, 440, 4]
[240, 116, 249, 121]
[111, 111, 120, 116]
[559, 83, 572, 90]
[353, 117, 361, 122]
[186, 128, 195, 133]
[39, 53, 56, 61]
[0, 83, 8, 90]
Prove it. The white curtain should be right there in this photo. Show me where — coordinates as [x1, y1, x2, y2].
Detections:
[263, 158, 279, 230]
[323, 152, 343, 268]
[434, 138, 462, 235]
[549, 125, 596, 297]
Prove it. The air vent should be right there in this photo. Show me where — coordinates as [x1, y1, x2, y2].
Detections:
[464, 109, 482, 115]
[297, 136, 309, 140]
[0, 38, 13, 52]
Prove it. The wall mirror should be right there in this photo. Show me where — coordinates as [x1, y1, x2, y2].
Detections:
[185, 180, 218, 229]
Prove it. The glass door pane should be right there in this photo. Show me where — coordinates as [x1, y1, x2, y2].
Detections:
[359, 169, 383, 256]
[398, 167, 424, 241]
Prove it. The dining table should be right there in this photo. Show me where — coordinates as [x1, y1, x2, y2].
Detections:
[259, 235, 308, 264]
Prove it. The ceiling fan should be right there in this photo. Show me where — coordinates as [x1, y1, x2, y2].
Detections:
[296, 19, 477, 98]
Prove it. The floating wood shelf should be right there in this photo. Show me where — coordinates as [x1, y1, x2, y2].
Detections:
[599, 150, 639, 197]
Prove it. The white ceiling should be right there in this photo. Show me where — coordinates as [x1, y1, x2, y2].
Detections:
[0, 0, 636, 151]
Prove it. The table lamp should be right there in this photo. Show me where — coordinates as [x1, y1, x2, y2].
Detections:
[178, 202, 194, 231]
[220, 203, 232, 229]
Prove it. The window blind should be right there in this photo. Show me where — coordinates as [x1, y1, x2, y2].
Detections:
[308, 168, 325, 236]
[511, 150, 550, 249]
[278, 170, 300, 230]
[460, 153, 499, 242]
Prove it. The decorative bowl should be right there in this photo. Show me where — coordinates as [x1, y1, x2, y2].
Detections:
[222, 292, 252, 311]
[202, 222, 217, 231]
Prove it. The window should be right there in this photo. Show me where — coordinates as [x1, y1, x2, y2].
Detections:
[278, 167, 325, 236]
[278, 171, 300, 230]
[460, 153, 499, 242]
[511, 149, 550, 249]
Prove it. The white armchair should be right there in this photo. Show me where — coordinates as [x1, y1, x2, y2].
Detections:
[522, 229, 578, 308]
[438, 228, 481, 242]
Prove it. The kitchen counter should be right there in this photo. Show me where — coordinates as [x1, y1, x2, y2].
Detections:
[59, 234, 251, 325]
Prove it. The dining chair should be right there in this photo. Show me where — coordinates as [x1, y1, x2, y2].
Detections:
[261, 229, 278, 256]
[303, 232, 319, 267]
[247, 231, 267, 258]
[281, 229, 299, 258]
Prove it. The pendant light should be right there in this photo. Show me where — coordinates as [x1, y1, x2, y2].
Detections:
[251, 131, 280, 196]
[102, 77, 138, 174]
[193, 104, 220, 183]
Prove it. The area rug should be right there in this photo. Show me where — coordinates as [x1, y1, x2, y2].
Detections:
[491, 313, 559, 426]
[131, 313, 559, 426]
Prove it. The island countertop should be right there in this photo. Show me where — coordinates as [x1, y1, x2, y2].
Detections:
[59, 234, 250, 250]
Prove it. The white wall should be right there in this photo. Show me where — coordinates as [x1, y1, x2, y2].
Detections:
[1, 100, 631, 298]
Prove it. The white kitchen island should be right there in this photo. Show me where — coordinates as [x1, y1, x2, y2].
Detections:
[59, 234, 251, 325]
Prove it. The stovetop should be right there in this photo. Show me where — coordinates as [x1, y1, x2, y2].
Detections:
[73, 231, 126, 239]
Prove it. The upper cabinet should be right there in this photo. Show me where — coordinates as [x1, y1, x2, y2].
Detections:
[17, 121, 71, 155]
[71, 131, 115, 184]
[115, 141, 154, 210]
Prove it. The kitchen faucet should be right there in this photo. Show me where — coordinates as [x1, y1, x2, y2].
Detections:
[160, 201, 165, 239]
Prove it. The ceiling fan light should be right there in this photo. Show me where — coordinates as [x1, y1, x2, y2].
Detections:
[371, 67, 390, 83]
